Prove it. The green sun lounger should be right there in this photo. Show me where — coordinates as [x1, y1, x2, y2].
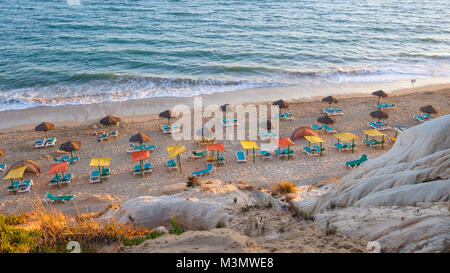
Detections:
[43, 192, 74, 205]
[346, 154, 368, 169]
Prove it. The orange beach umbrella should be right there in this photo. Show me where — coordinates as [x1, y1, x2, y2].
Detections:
[132, 150, 149, 178]
[47, 162, 69, 189]
[277, 137, 295, 159]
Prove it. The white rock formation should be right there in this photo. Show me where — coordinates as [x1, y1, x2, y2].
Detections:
[107, 179, 286, 230]
[293, 114, 450, 252]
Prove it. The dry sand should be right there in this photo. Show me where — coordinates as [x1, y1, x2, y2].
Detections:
[0, 85, 449, 218]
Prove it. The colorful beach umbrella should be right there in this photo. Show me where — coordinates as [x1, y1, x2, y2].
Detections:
[167, 145, 186, 173]
[277, 137, 295, 159]
[240, 140, 259, 164]
[3, 166, 27, 195]
[35, 122, 55, 139]
[47, 162, 69, 189]
[304, 135, 325, 156]
[132, 150, 149, 178]
[6, 160, 40, 176]
[220, 104, 232, 112]
[205, 143, 226, 162]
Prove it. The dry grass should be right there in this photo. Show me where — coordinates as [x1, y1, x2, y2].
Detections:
[271, 181, 298, 196]
[2, 198, 157, 252]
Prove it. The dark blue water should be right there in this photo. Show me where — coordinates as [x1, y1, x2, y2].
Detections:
[1, 0, 449, 110]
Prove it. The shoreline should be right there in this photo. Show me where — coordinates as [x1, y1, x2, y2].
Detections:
[1, 76, 450, 131]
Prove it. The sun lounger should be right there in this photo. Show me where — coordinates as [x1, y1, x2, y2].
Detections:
[222, 119, 239, 127]
[45, 137, 57, 147]
[346, 154, 368, 169]
[7, 180, 33, 193]
[216, 156, 225, 165]
[368, 121, 391, 131]
[191, 150, 206, 159]
[413, 114, 426, 123]
[311, 124, 323, 132]
[321, 125, 336, 133]
[312, 146, 325, 154]
[302, 146, 318, 157]
[198, 138, 216, 146]
[133, 163, 153, 175]
[277, 112, 294, 121]
[259, 131, 278, 141]
[323, 108, 344, 116]
[110, 130, 119, 138]
[191, 162, 215, 177]
[68, 157, 79, 165]
[364, 139, 383, 148]
[236, 151, 247, 163]
[171, 124, 181, 133]
[53, 156, 70, 163]
[167, 160, 178, 171]
[275, 149, 294, 158]
[377, 103, 395, 110]
[421, 113, 433, 120]
[0, 164, 6, 172]
[99, 133, 109, 142]
[334, 142, 352, 151]
[90, 168, 110, 183]
[161, 125, 172, 134]
[49, 174, 73, 186]
[260, 151, 272, 160]
[43, 192, 74, 205]
[35, 138, 46, 148]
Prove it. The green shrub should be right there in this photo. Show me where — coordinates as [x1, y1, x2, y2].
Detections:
[169, 217, 185, 235]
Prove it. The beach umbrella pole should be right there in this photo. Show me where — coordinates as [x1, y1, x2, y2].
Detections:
[140, 160, 144, 178]
[177, 154, 182, 173]
[98, 166, 102, 183]
[352, 139, 355, 153]
[10, 179, 16, 195]
[253, 148, 255, 164]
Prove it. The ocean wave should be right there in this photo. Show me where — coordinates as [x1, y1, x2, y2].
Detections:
[1, 61, 450, 111]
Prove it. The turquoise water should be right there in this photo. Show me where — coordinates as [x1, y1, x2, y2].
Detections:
[1, 0, 449, 110]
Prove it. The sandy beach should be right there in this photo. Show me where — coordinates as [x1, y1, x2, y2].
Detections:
[0, 83, 449, 217]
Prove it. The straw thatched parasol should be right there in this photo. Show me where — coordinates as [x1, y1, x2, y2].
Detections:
[372, 90, 388, 104]
[35, 122, 55, 138]
[370, 110, 389, 120]
[159, 110, 173, 125]
[220, 104, 232, 112]
[291, 126, 318, 140]
[100, 115, 119, 131]
[317, 115, 336, 125]
[273, 99, 289, 109]
[322, 96, 338, 110]
[129, 133, 151, 144]
[420, 105, 438, 114]
[60, 141, 81, 157]
[6, 160, 40, 176]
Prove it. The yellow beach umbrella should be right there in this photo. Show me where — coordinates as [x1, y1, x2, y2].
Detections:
[3, 166, 27, 195]
[168, 146, 186, 173]
[240, 140, 259, 163]
[334, 132, 359, 153]
[363, 129, 387, 149]
[304, 135, 326, 156]
[90, 157, 111, 183]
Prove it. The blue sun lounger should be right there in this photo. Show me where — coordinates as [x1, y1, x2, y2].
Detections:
[302, 146, 318, 157]
[236, 151, 247, 163]
[167, 160, 178, 171]
[323, 108, 344, 116]
[7, 180, 33, 193]
[35, 138, 46, 148]
[192, 162, 215, 177]
[260, 151, 272, 160]
[0, 163, 6, 172]
[133, 163, 153, 175]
